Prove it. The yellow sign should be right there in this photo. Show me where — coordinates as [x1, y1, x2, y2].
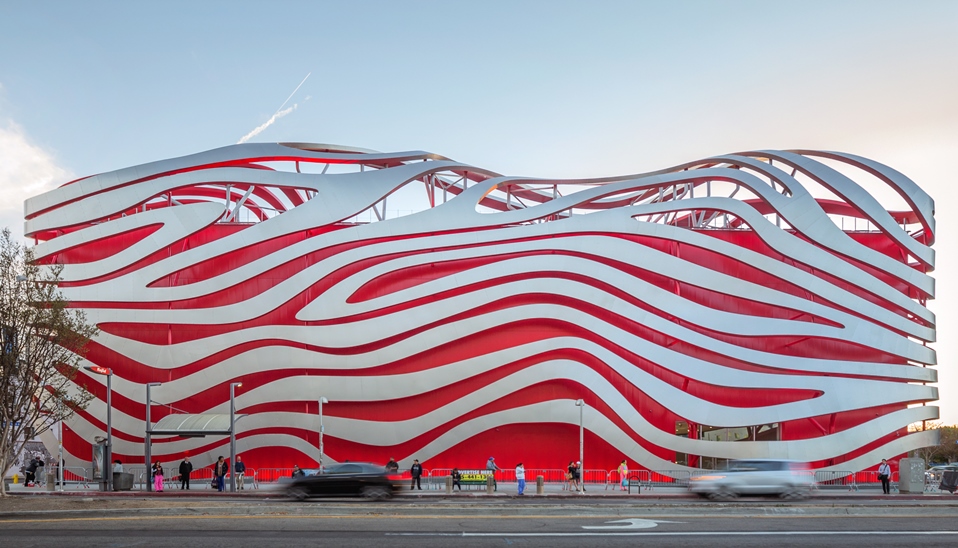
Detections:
[461, 474, 486, 481]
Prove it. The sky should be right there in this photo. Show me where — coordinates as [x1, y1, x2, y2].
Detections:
[1, 0, 956, 421]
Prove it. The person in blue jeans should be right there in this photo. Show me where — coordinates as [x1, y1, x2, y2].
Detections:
[214, 456, 229, 492]
[516, 463, 526, 495]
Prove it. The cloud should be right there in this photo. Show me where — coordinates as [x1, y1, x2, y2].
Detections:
[0, 119, 73, 242]
[237, 104, 297, 144]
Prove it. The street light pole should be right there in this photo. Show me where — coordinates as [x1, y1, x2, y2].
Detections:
[58, 397, 63, 492]
[229, 382, 242, 493]
[83, 365, 113, 491]
[144, 382, 161, 492]
[318, 397, 328, 469]
[575, 399, 584, 493]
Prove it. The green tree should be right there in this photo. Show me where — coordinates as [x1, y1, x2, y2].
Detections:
[1, 228, 97, 496]
[910, 422, 958, 465]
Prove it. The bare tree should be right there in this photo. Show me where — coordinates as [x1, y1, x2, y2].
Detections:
[1, 228, 97, 496]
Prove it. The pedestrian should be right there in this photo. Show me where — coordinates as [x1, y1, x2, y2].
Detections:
[152, 461, 164, 492]
[486, 456, 500, 491]
[451, 468, 462, 491]
[618, 460, 629, 491]
[567, 461, 578, 492]
[178, 456, 193, 490]
[292, 464, 305, 478]
[878, 458, 892, 495]
[214, 455, 229, 492]
[575, 461, 584, 493]
[25, 457, 38, 486]
[516, 463, 526, 495]
[234, 455, 246, 490]
[113, 460, 123, 474]
[385, 457, 399, 473]
[410, 459, 423, 490]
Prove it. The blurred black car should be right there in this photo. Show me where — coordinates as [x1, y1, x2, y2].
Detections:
[286, 462, 403, 500]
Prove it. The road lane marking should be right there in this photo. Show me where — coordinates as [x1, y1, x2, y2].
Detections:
[389, 531, 958, 537]
[582, 518, 683, 529]
[2, 513, 958, 524]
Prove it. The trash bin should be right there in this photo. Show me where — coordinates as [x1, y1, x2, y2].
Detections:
[46, 472, 56, 491]
[113, 472, 134, 491]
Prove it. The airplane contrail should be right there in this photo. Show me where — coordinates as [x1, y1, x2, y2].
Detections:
[238, 72, 311, 144]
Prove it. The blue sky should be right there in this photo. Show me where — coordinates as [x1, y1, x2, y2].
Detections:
[1, 1, 956, 422]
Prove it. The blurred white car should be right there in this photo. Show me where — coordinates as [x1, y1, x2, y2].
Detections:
[689, 459, 814, 500]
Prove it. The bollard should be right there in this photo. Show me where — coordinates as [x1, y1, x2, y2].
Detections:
[486, 475, 494, 494]
[445, 475, 453, 494]
[536, 475, 544, 495]
[13, 474, 18, 484]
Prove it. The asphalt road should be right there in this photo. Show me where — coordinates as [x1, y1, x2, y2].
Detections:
[2, 499, 957, 547]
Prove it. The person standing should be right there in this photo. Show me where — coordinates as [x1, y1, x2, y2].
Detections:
[385, 457, 399, 473]
[152, 461, 164, 492]
[573, 461, 583, 493]
[451, 468, 462, 491]
[214, 456, 229, 492]
[878, 458, 892, 495]
[113, 460, 123, 474]
[516, 463, 526, 495]
[486, 457, 500, 491]
[618, 460, 629, 491]
[291, 464, 305, 478]
[25, 457, 38, 486]
[234, 456, 246, 490]
[178, 457, 193, 490]
[567, 461, 579, 492]
[410, 459, 423, 490]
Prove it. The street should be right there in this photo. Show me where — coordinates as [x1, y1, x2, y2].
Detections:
[1, 498, 957, 547]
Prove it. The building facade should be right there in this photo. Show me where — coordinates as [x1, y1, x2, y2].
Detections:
[24, 143, 938, 473]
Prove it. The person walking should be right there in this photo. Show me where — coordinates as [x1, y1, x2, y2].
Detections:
[178, 456, 193, 490]
[451, 468, 462, 491]
[878, 458, 892, 495]
[152, 461, 164, 492]
[618, 460, 629, 491]
[516, 463, 526, 495]
[410, 459, 423, 490]
[214, 456, 229, 492]
[234, 456, 246, 490]
[486, 456, 500, 491]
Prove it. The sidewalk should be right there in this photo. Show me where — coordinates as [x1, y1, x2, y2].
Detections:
[6, 479, 958, 500]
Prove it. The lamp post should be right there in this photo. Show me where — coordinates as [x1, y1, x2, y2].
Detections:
[229, 382, 242, 492]
[318, 397, 328, 469]
[575, 399, 584, 493]
[84, 365, 113, 491]
[144, 382, 161, 492]
[58, 396, 63, 492]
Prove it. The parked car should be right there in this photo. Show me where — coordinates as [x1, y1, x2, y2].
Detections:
[928, 465, 958, 473]
[286, 462, 403, 501]
[689, 459, 814, 500]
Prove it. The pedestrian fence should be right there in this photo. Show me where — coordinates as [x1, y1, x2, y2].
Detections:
[104, 464, 925, 494]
